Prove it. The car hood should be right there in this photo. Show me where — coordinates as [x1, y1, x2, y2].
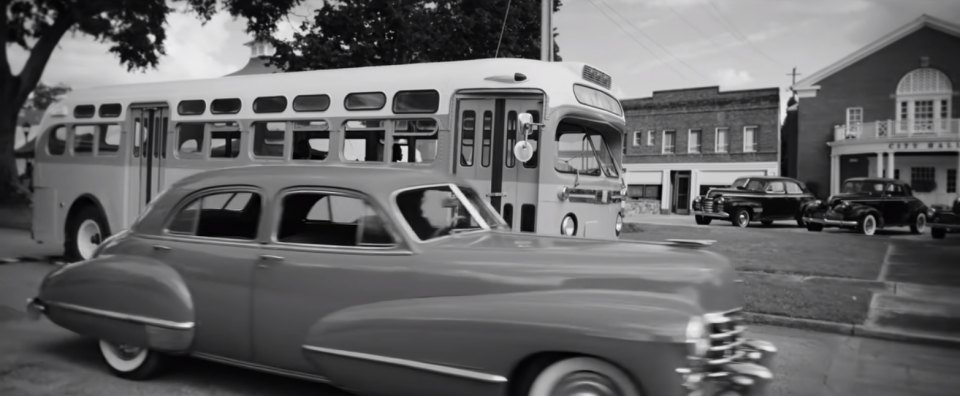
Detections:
[707, 188, 753, 198]
[426, 232, 743, 313]
[827, 193, 877, 205]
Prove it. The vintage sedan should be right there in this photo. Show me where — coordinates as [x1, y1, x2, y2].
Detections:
[27, 165, 775, 396]
[803, 178, 928, 236]
[692, 176, 816, 228]
[930, 196, 960, 239]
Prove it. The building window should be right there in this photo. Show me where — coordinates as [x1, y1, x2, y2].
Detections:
[646, 130, 654, 145]
[632, 131, 642, 146]
[948, 169, 957, 193]
[688, 129, 701, 153]
[911, 167, 936, 192]
[743, 126, 757, 153]
[662, 130, 675, 154]
[627, 184, 661, 200]
[846, 107, 863, 135]
[896, 68, 952, 133]
[715, 127, 728, 153]
[915, 100, 934, 132]
[894, 169, 900, 180]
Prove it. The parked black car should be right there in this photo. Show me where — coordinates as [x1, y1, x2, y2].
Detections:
[692, 176, 817, 228]
[803, 178, 928, 236]
[930, 196, 960, 239]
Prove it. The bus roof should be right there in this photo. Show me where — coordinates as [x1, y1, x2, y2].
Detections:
[49, 59, 622, 120]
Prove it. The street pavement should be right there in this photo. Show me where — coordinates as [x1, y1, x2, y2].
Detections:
[2, 257, 959, 395]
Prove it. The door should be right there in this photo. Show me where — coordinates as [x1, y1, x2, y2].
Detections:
[882, 183, 910, 225]
[784, 181, 806, 219]
[131, 106, 169, 211]
[671, 171, 691, 214]
[763, 180, 788, 218]
[455, 97, 542, 232]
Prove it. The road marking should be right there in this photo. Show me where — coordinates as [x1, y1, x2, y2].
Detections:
[878, 243, 895, 282]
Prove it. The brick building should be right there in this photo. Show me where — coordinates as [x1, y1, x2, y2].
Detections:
[788, 15, 960, 205]
[621, 86, 780, 214]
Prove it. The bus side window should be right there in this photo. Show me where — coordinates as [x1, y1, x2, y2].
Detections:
[133, 118, 141, 158]
[210, 128, 241, 159]
[523, 110, 540, 168]
[343, 130, 384, 162]
[392, 119, 438, 163]
[73, 125, 96, 155]
[97, 124, 121, 156]
[47, 125, 67, 156]
[481, 111, 492, 167]
[292, 129, 329, 161]
[177, 123, 204, 159]
[460, 110, 475, 166]
[253, 121, 286, 159]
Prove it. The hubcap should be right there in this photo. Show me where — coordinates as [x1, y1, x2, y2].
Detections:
[917, 214, 926, 232]
[738, 212, 748, 226]
[76, 219, 102, 260]
[108, 343, 144, 361]
[550, 371, 620, 396]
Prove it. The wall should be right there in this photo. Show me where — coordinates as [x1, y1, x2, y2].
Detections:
[794, 26, 960, 198]
[865, 152, 960, 205]
[623, 199, 661, 215]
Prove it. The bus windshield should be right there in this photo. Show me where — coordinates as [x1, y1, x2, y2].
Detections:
[555, 125, 619, 178]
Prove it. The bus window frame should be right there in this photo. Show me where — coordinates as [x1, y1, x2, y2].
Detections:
[45, 124, 69, 156]
[71, 124, 98, 156]
[207, 121, 242, 160]
[175, 122, 208, 160]
[290, 120, 332, 162]
[250, 120, 290, 161]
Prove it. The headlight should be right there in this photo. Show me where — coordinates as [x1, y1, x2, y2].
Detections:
[561, 214, 577, 236]
[686, 316, 710, 357]
[615, 213, 623, 237]
[834, 200, 850, 210]
[813, 199, 822, 206]
[716, 196, 724, 204]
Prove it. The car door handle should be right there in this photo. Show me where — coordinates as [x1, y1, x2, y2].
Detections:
[258, 254, 284, 268]
[152, 244, 172, 252]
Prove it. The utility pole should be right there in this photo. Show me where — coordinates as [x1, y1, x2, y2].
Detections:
[540, 0, 553, 62]
[786, 67, 801, 87]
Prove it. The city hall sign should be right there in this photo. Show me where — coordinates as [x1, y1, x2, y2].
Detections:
[888, 141, 960, 151]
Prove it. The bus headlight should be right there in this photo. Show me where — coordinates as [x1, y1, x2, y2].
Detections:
[561, 214, 577, 236]
[686, 315, 710, 357]
[615, 213, 624, 237]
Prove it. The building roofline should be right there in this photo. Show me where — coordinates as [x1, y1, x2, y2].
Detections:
[622, 85, 779, 103]
[792, 14, 960, 92]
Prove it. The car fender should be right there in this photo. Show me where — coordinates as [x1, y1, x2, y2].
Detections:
[301, 289, 697, 396]
[37, 255, 194, 352]
[847, 204, 884, 226]
[724, 198, 763, 215]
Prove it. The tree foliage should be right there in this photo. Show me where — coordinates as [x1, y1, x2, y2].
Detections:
[270, 0, 562, 72]
[25, 82, 70, 111]
[0, 0, 302, 203]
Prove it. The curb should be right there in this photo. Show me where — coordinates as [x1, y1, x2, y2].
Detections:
[742, 312, 960, 348]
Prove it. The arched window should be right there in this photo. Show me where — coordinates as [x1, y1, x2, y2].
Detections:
[895, 68, 952, 134]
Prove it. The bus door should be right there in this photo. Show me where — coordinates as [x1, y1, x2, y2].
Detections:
[456, 98, 542, 232]
[131, 106, 169, 212]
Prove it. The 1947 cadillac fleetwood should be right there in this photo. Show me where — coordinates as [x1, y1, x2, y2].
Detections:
[27, 165, 775, 396]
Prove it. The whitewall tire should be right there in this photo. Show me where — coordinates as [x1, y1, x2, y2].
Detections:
[527, 357, 641, 396]
[65, 205, 110, 262]
[98, 340, 166, 380]
[860, 214, 878, 236]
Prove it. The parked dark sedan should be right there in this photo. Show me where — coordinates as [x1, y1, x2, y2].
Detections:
[692, 176, 816, 228]
[27, 165, 775, 396]
[803, 178, 928, 236]
[930, 196, 960, 239]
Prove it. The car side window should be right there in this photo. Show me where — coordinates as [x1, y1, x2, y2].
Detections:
[167, 191, 261, 240]
[766, 181, 785, 194]
[886, 183, 905, 197]
[277, 192, 393, 247]
[785, 182, 803, 194]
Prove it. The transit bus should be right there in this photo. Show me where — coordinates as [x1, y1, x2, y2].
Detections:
[30, 58, 627, 260]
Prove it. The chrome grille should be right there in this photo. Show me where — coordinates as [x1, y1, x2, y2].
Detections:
[705, 310, 744, 367]
[702, 200, 714, 213]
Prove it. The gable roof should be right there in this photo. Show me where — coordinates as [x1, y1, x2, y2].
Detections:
[792, 14, 960, 96]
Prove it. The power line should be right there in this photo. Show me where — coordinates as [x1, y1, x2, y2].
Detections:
[584, 0, 692, 82]
[494, 0, 513, 58]
[706, 0, 784, 68]
[597, 0, 709, 81]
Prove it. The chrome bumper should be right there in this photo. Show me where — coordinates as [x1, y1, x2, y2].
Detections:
[929, 222, 960, 231]
[803, 217, 857, 227]
[25, 297, 46, 320]
[694, 210, 730, 219]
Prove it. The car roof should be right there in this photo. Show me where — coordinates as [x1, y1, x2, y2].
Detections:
[737, 176, 800, 182]
[172, 164, 464, 194]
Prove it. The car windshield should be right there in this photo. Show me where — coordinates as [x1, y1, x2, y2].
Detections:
[554, 124, 619, 178]
[395, 184, 507, 241]
[842, 180, 885, 194]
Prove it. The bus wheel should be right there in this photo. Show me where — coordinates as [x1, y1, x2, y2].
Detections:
[65, 205, 110, 262]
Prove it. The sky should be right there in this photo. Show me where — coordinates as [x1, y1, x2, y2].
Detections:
[9, 0, 960, 146]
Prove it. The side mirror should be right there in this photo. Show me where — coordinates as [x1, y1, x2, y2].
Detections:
[514, 112, 539, 162]
[517, 113, 534, 133]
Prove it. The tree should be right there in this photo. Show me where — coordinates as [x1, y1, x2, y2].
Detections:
[25, 82, 70, 111]
[270, 0, 562, 72]
[0, 0, 302, 203]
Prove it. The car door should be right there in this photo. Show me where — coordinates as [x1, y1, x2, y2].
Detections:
[250, 187, 419, 373]
[784, 181, 806, 219]
[153, 187, 264, 361]
[883, 183, 910, 225]
[763, 181, 787, 218]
